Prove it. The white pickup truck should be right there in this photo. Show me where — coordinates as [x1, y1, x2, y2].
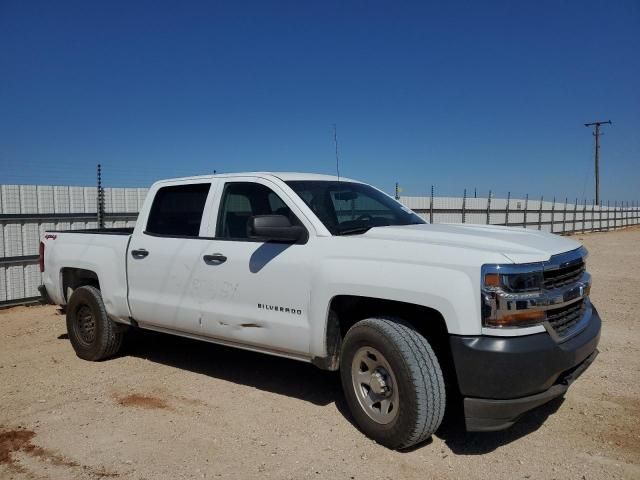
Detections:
[39, 172, 600, 449]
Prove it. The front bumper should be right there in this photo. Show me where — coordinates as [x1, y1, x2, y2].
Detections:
[450, 305, 601, 431]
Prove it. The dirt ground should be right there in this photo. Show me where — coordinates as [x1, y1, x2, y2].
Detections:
[1, 228, 639, 480]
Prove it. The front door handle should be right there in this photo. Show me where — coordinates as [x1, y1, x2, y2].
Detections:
[131, 248, 149, 259]
[203, 253, 227, 265]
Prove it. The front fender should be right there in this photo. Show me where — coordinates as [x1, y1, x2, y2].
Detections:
[308, 257, 482, 358]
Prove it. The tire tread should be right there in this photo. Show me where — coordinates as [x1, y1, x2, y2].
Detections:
[67, 285, 123, 361]
[342, 317, 446, 449]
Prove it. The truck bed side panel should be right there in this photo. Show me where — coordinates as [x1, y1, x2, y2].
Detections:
[42, 232, 132, 321]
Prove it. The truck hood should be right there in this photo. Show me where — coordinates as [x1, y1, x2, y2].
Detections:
[361, 223, 582, 264]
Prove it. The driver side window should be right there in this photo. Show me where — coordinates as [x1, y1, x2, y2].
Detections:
[216, 182, 297, 240]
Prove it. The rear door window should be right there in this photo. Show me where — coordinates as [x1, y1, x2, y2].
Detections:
[146, 183, 211, 237]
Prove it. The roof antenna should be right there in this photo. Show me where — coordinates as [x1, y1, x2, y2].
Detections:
[333, 123, 341, 181]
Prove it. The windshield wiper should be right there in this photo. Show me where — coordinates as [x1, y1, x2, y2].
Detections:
[335, 226, 372, 236]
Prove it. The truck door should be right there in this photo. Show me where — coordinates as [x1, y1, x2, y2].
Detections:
[126, 181, 214, 331]
[192, 178, 314, 356]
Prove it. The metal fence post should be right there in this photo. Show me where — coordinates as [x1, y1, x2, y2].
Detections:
[461, 188, 467, 223]
[505, 192, 511, 226]
[598, 200, 602, 231]
[562, 197, 567, 234]
[626, 201, 629, 227]
[607, 200, 610, 230]
[429, 185, 434, 224]
[591, 200, 595, 232]
[619, 201, 622, 228]
[19, 185, 27, 298]
[538, 196, 543, 230]
[67, 185, 72, 222]
[523, 193, 528, 228]
[572, 198, 578, 234]
[97, 164, 105, 229]
[486, 190, 492, 225]
[582, 200, 587, 234]
[550, 197, 556, 233]
[614, 201, 617, 229]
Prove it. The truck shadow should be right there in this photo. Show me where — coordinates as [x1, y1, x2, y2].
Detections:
[117, 328, 564, 454]
[122, 328, 343, 407]
[431, 395, 565, 455]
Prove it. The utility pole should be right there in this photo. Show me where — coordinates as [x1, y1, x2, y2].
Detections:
[333, 124, 340, 181]
[584, 120, 611, 205]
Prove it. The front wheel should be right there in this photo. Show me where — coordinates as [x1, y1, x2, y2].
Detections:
[340, 317, 446, 449]
[66, 285, 124, 361]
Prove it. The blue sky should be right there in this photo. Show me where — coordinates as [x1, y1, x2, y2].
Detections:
[1, 1, 639, 201]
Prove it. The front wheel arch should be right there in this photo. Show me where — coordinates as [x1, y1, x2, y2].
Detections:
[313, 296, 451, 372]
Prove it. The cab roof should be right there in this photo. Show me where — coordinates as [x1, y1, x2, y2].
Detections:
[155, 172, 361, 184]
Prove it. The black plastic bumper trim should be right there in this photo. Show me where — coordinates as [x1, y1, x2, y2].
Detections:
[464, 349, 598, 431]
[449, 305, 601, 400]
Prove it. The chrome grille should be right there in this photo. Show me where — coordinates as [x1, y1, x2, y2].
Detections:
[543, 260, 585, 289]
[546, 299, 586, 338]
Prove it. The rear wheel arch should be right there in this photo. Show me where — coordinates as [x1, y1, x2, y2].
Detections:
[61, 267, 101, 302]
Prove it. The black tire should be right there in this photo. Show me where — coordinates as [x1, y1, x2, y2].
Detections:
[340, 317, 446, 449]
[66, 285, 124, 361]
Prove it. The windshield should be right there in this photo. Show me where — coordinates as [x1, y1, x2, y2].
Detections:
[286, 181, 426, 235]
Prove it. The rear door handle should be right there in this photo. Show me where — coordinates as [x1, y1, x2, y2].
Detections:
[131, 248, 149, 259]
[203, 253, 227, 265]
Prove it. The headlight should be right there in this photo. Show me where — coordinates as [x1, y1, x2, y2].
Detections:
[481, 263, 545, 328]
[483, 269, 543, 293]
[481, 248, 591, 336]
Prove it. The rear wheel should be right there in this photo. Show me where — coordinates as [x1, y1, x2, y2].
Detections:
[340, 317, 446, 449]
[66, 286, 124, 361]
